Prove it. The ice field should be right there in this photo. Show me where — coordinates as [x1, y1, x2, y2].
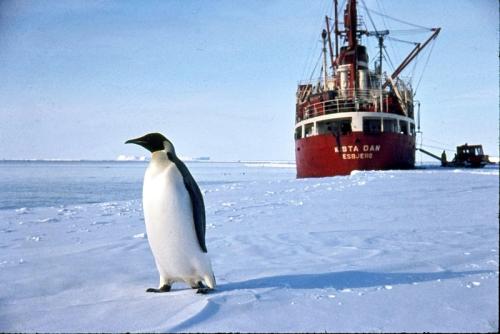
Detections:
[0, 161, 498, 332]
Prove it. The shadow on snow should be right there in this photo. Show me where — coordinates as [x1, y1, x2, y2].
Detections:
[166, 269, 491, 332]
[219, 270, 491, 291]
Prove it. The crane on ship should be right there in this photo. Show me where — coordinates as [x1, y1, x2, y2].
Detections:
[301, 0, 440, 115]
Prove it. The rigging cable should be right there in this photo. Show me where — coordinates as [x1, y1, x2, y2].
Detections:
[385, 36, 420, 83]
[382, 46, 395, 72]
[300, 0, 330, 80]
[366, 7, 433, 31]
[386, 36, 418, 46]
[387, 29, 433, 35]
[409, 54, 418, 87]
[420, 143, 456, 152]
[308, 51, 324, 84]
[376, 0, 399, 64]
[360, 0, 402, 75]
[360, 0, 389, 75]
[339, 0, 347, 17]
[425, 137, 456, 149]
[360, 0, 379, 34]
[414, 38, 437, 95]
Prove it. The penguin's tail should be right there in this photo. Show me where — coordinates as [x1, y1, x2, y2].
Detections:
[204, 273, 216, 289]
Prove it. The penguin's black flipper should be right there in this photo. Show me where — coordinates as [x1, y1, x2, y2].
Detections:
[167, 153, 208, 253]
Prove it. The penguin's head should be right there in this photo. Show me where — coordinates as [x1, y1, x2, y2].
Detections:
[125, 132, 175, 154]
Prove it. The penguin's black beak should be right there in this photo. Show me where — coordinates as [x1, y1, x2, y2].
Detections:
[125, 133, 166, 152]
[125, 137, 146, 145]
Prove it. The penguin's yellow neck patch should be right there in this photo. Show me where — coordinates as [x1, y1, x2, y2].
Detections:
[151, 150, 167, 161]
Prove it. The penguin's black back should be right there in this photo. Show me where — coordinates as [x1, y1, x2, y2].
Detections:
[167, 152, 207, 253]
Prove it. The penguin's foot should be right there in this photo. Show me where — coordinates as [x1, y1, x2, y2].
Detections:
[197, 287, 211, 294]
[146, 284, 171, 293]
[193, 282, 212, 294]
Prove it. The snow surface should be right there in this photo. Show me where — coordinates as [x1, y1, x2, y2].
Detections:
[0, 163, 498, 332]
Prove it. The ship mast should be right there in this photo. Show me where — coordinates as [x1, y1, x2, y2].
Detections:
[325, 16, 335, 74]
[327, 0, 439, 104]
[365, 30, 389, 111]
[321, 29, 329, 90]
[334, 0, 339, 59]
[345, 0, 358, 91]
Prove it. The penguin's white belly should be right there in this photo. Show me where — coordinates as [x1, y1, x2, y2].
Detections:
[143, 164, 209, 283]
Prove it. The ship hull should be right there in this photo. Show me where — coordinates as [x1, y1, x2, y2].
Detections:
[295, 132, 415, 178]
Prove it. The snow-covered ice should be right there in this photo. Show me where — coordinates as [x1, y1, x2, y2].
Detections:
[0, 162, 498, 332]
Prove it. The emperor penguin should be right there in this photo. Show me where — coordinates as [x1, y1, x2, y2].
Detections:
[125, 133, 216, 294]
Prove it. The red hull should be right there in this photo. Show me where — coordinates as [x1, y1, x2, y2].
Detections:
[295, 132, 415, 177]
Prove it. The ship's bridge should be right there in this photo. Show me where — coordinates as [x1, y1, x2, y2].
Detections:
[294, 111, 416, 141]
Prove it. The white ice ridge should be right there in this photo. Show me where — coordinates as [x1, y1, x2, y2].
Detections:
[116, 155, 148, 161]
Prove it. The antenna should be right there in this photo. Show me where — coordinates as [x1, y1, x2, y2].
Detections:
[365, 30, 389, 75]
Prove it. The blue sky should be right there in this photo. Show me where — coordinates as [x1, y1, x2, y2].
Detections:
[0, 0, 497, 161]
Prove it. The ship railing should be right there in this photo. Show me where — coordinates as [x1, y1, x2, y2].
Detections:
[299, 89, 387, 121]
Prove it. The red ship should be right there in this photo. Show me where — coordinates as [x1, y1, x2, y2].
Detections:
[295, 0, 440, 178]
